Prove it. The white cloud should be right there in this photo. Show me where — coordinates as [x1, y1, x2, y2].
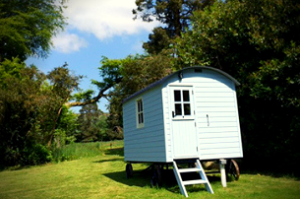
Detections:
[64, 0, 160, 40]
[52, 32, 87, 53]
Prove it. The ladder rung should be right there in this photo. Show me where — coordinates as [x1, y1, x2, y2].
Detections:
[173, 159, 214, 196]
[183, 179, 207, 185]
[178, 168, 202, 173]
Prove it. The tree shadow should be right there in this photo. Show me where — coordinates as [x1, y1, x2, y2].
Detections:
[103, 166, 224, 194]
[0, 164, 34, 172]
[104, 169, 152, 187]
[241, 169, 300, 181]
[103, 147, 124, 156]
[93, 158, 124, 164]
[237, 159, 300, 180]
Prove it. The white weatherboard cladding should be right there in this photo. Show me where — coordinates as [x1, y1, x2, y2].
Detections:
[123, 86, 166, 163]
[163, 68, 242, 161]
[193, 71, 242, 160]
[124, 67, 243, 163]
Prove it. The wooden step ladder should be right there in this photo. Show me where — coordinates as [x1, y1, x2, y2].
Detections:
[173, 159, 214, 197]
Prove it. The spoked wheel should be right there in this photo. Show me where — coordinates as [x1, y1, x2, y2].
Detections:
[126, 163, 133, 179]
[227, 159, 240, 180]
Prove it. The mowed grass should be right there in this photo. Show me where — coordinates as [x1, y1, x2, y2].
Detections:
[0, 141, 299, 199]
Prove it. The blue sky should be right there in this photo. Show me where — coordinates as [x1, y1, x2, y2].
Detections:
[26, 0, 160, 112]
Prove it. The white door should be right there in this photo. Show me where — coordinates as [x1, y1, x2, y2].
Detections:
[170, 86, 198, 158]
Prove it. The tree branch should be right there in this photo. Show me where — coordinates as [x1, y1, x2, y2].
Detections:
[65, 78, 122, 107]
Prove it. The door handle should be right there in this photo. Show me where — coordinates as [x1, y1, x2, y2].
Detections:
[172, 111, 175, 118]
[206, 114, 210, 126]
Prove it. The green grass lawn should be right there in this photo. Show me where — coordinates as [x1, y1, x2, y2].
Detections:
[0, 141, 299, 199]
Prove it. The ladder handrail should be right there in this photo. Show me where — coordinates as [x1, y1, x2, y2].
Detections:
[173, 161, 188, 197]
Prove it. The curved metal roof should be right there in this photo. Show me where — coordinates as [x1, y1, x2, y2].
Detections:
[123, 66, 240, 103]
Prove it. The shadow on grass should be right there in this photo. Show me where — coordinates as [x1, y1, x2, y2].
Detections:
[104, 169, 152, 187]
[104, 166, 224, 194]
[238, 159, 300, 180]
[93, 158, 123, 164]
[241, 169, 300, 181]
[103, 147, 124, 156]
[0, 164, 35, 172]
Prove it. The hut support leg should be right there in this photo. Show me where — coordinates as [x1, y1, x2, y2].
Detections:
[219, 159, 227, 187]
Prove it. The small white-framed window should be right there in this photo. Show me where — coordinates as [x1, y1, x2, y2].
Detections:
[136, 98, 144, 128]
[171, 87, 194, 119]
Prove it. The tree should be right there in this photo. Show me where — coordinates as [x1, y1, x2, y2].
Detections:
[0, 58, 47, 166]
[54, 106, 78, 147]
[0, 0, 66, 62]
[66, 56, 125, 108]
[175, 0, 300, 106]
[44, 64, 82, 147]
[105, 52, 173, 133]
[0, 59, 82, 167]
[142, 27, 171, 55]
[133, 0, 215, 54]
[174, 0, 300, 173]
[77, 104, 105, 142]
[95, 114, 109, 141]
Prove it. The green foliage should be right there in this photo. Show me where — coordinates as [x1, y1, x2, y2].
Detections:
[0, 59, 46, 166]
[133, 0, 215, 36]
[23, 143, 52, 165]
[174, 0, 300, 173]
[133, 0, 215, 54]
[0, 57, 27, 85]
[143, 27, 171, 55]
[72, 89, 95, 102]
[250, 42, 300, 107]
[103, 53, 173, 131]
[76, 103, 109, 142]
[52, 107, 78, 150]
[0, 0, 66, 62]
[37, 65, 82, 147]
[56, 107, 79, 143]
[96, 56, 134, 88]
[96, 114, 109, 140]
[0, 58, 82, 167]
[51, 140, 123, 162]
[0, 0, 76, 168]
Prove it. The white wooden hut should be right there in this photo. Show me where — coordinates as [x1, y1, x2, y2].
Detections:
[122, 66, 243, 197]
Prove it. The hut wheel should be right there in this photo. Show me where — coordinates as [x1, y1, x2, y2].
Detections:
[126, 163, 133, 179]
[227, 159, 240, 181]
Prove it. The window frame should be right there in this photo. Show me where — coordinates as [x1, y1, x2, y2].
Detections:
[136, 98, 144, 128]
[171, 86, 194, 120]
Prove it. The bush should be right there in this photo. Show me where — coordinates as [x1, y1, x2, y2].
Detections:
[24, 143, 52, 165]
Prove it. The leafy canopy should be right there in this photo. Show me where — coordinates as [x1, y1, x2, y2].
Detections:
[174, 0, 300, 172]
[0, 0, 66, 62]
[0, 59, 82, 166]
[133, 0, 215, 54]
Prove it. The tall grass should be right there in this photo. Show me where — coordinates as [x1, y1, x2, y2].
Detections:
[52, 140, 123, 162]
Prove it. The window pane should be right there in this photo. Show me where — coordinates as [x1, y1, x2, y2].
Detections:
[184, 104, 191, 115]
[140, 100, 143, 111]
[183, 90, 190, 102]
[138, 114, 141, 124]
[140, 113, 143, 123]
[138, 100, 143, 112]
[175, 104, 182, 115]
[174, 90, 181, 102]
